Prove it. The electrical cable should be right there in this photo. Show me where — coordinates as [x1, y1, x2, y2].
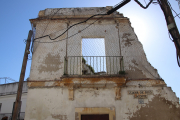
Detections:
[41, 8, 63, 36]
[107, 0, 131, 15]
[33, 0, 131, 41]
[167, 0, 180, 67]
[23, 39, 27, 44]
[174, 38, 180, 67]
[177, 51, 180, 66]
[168, 32, 173, 41]
[158, 0, 180, 67]
[34, 15, 105, 43]
[31, 8, 64, 53]
[28, 55, 32, 60]
[152, 0, 159, 5]
[33, 13, 107, 41]
[168, 32, 180, 67]
[174, 13, 180, 18]
[134, 0, 153, 9]
[31, 25, 35, 54]
[167, 0, 180, 19]
[33, 7, 108, 43]
[172, 37, 180, 67]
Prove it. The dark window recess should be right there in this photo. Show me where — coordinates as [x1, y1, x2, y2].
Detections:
[81, 114, 109, 120]
[0, 103, 2, 112]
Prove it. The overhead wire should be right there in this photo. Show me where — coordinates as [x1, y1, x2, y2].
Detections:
[31, 9, 107, 44]
[33, 13, 108, 41]
[34, 15, 106, 43]
[135, 0, 180, 67]
[166, 0, 180, 67]
[152, 0, 159, 5]
[31, 8, 64, 53]
[174, 13, 180, 18]
[41, 8, 62, 36]
[168, 32, 174, 41]
[167, 0, 180, 19]
[134, 0, 153, 9]
[0, 77, 17, 83]
[23, 39, 27, 44]
[33, 0, 131, 42]
[30, 12, 106, 53]
[30, 24, 35, 53]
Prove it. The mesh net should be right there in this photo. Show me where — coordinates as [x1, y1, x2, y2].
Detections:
[29, 9, 160, 80]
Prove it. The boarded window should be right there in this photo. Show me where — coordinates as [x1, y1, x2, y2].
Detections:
[81, 114, 109, 120]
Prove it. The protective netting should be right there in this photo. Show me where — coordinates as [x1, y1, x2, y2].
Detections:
[30, 9, 160, 80]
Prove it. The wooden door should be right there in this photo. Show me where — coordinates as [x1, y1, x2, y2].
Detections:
[81, 114, 109, 120]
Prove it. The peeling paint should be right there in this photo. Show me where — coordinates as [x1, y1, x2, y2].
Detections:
[51, 114, 68, 120]
[28, 76, 126, 88]
[28, 79, 167, 88]
[38, 53, 63, 73]
[25, 6, 179, 120]
[130, 95, 180, 120]
[122, 33, 135, 47]
[126, 65, 146, 79]
[131, 59, 138, 66]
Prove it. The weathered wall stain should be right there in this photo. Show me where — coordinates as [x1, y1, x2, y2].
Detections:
[131, 59, 138, 66]
[51, 114, 68, 120]
[130, 95, 180, 120]
[75, 112, 79, 120]
[27, 76, 126, 88]
[126, 65, 146, 79]
[25, 7, 178, 120]
[38, 53, 63, 73]
[122, 33, 135, 47]
[28, 79, 166, 88]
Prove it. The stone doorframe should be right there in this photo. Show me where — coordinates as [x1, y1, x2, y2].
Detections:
[75, 107, 115, 120]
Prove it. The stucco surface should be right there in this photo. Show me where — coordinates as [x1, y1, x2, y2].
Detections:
[25, 86, 179, 120]
[25, 7, 180, 120]
[30, 6, 160, 80]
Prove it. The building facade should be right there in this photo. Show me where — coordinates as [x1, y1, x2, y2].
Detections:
[26, 7, 180, 120]
[0, 82, 27, 120]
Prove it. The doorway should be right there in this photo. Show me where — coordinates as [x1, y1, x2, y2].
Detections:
[81, 114, 109, 120]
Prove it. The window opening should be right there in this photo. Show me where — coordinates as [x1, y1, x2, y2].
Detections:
[82, 38, 106, 75]
[0, 103, 2, 112]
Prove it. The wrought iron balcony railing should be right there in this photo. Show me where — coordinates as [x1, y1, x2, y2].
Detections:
[64, 56, 124, 75]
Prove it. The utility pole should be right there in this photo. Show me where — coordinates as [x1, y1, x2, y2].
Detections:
[134, 0, 180, 66]
[12, 30, 33, 120]
[158, 0, 180, 65]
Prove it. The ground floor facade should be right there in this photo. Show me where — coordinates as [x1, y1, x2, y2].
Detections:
[25, 77, 180, 120]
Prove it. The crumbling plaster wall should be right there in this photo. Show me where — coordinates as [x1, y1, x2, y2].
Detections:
[30, 7, 160, 80]
[25, 86, 179, 120]
[118, 21, 160, 79]
[26, 7, 180, 120]
[30, 21, 67, 80]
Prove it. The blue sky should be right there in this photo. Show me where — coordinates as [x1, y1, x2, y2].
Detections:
[0, 0, 179, 99]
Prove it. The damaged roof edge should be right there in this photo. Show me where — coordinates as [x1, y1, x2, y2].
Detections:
[35, 6, 124, 18]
